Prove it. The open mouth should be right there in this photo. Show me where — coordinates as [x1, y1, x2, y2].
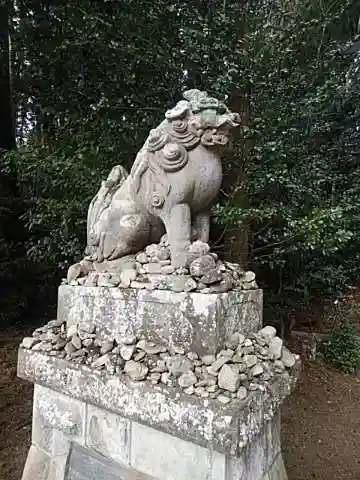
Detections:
[213, 134, 230, 146]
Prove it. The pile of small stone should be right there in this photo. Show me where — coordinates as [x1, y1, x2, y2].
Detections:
[21, 321, 298, 405]
[64, 237, 257, 293]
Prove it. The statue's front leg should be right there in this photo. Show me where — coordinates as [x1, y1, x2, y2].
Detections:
[193, 211, 210, 243]
[164, 204, 191, 267]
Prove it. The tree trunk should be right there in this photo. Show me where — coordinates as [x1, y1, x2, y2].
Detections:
[0, 1, 15, 151]
[221, 89, 252, 268]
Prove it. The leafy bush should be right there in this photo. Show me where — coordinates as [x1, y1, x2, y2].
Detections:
[318, 322, 360, 374]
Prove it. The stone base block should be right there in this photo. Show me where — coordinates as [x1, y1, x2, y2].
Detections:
[18, 349, 299, 456]
[57, 285, 262, 355]
[22, 384, 287, 480]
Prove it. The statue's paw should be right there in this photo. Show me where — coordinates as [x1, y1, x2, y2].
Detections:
[67, 263, 82, 283]
[67, 259, 94, 283]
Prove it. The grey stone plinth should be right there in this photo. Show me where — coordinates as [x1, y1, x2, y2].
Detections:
[21, 382, 289, 480]
[57, 285, 263, 355]
[18, 349, 299, 457]
[19, 282, 296, 480]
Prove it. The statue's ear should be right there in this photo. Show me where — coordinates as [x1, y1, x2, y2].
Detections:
[106, 165, 129, 185]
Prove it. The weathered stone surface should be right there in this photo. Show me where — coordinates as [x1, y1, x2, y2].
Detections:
[136, 252, 149, 264]
[188, 241, 210, 259]
[65, 342, 76, 355]
[18, 348, 300, 456]
[218, 365, 241, 392]
[21, 410, 287, 480]
[250, 364, 264, 377]
[273, 360, 285, 373]
[201, 354, 216, 366]
[86, 404, 131, 465]
[281, 348, 296, 368]
[67, 263, 82, 283]
[171, 276, 197, 293]
[227, 414, 283, 480]
[217, 348, 234, 359]
[244, 354, 258, 368]
[21, 445, 51, 480]
[119, 345, 135, 361]
[166, 355, 193, 378]
[136, 339, 166, 355]
[237, 386, 248, 400]
[22, 318, 299, 403]
[131, 421, 225, 480]
[32, 385, 86, 450]
[120, 268, 137, 287]
[178, 372, 197, 389]
[161, 265, 176, 275]
[116, 334, 137, 345]
[58, 285, 263, 355]
[209, 355, 229, 373]
[33, 342, 53, 352]
[217, 394, 231, 405]
[67, 324, 78, 338]
[100, 340, 114, 355]
[22, 337, 40, 349]
[124, 360, 148, 381]
[258, 326, 277, 343]
[84, 273, 98, 286]
[200, 268, 223, 285]
[189, 255, 216, 277]
[265, 453, 288, 480]
[225, 333, 245, 349]
[66, 443, 152, 480]
[268, 337, 283, 360]
[242, 271, 256, 283]
[92, 354, 110, 369]
[144, 263, 163, 274]
[71, 335, 82, 350]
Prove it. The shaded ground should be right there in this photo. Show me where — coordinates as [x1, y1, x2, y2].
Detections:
[0, 324, 33, 480]
[1, 326, 360, 480]
[283, 360, 360, 480]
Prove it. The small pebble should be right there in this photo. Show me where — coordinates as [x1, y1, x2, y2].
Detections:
[21, 337, 40, 349]
[71, 335, 82, 350]
[120, 345, 136, 361]
[65, 342, 76, 355]
[237, 386, 248, 400]
[217, 394, 231, 405]
[100, 340, 114, 355]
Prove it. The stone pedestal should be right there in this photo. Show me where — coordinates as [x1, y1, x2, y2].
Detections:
[58, 285, 263, 356]
[18, 286, 299, 480]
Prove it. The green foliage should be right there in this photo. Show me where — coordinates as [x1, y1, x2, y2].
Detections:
[2, 128, 116, 268]
[6, 0, 183, 270]
[318, 321, 360, 374]
[210, 0, 360, 298]
[4, 0, 360, 304]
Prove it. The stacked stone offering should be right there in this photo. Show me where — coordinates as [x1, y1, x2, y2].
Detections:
[21, 321, 298, 405]
[65, 237, 257, 293]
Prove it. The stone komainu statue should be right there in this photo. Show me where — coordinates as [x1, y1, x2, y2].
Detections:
[86, 89, 240, 268]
